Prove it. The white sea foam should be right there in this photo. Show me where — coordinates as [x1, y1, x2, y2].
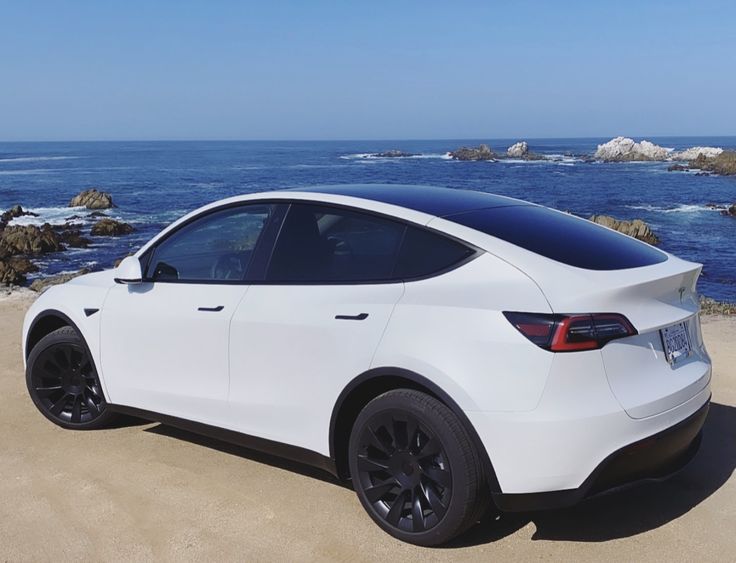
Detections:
[0, 156, 78, 163]
[8, 206, 131, 226]
[339, 152, 452, 160]
[626, 204, 722, 214]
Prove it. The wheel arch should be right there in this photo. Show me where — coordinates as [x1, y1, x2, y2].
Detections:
[329, 367, 501, 492]
[25, 309, 79, 360]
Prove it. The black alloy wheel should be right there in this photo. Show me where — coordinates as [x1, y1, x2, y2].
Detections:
[26, 326, 115, 429]
[349, 389, 488, 546]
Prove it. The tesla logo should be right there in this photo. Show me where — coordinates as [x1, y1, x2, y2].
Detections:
[678, 287, 686, 302]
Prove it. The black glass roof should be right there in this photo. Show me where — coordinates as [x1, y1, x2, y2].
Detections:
[290, 184, 529, 217]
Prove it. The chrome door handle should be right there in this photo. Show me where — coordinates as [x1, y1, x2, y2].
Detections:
[335, 313, 369, 321]
[198, 305, 224, 312]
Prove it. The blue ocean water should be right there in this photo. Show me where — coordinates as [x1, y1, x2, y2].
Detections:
[1, 138, 735, 300]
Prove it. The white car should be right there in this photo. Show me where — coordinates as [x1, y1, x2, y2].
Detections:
[23, 184, 711, 546]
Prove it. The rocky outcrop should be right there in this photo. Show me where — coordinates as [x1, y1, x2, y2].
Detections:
[589, 215, 659, 245]
[0, 256, 39, 286]
[56, 225, 91, 248]
[699, 296, 736, 315]
[672, 146, 723, 161]
[667, 163, 689, 172]
[689, 151, 736, 176]
[449, 144, 495, 161]
[69, 189, 115, 209]
[595, 137, 671, 161]
[90, 218, 134, 236]
[1, 205, 38, 228]
[29, 268, 90, 293]
[0, 224, 63, 256]
[371, 150, 418, 158]
[722, 204, 736, 217]
[507, 141, 529, 158]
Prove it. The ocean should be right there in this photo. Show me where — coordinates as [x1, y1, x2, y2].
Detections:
[1, 138, 735, 301]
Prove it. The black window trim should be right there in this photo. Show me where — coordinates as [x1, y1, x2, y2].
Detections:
[139, 198, 483, 286]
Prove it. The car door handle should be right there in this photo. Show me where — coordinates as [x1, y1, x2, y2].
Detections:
[198, 305, 225, 312]
[335, 313, 369, 321]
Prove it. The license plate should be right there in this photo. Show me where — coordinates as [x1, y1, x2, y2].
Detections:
[661, 321, 692, 365]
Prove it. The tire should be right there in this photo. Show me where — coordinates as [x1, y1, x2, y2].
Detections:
[348, 389, 488, 546]
[26, 326, 116, 430]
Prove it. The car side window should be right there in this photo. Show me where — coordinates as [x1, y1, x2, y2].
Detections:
[393, 226, 475, 279]
[266, 203, 406, 282]
[146, 204, 273, 282]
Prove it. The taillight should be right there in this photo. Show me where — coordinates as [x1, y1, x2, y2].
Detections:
[503, 312, 637, 352]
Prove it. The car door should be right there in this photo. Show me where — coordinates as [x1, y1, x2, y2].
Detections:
[100, 202, 278, 427]
[228, 202, 406, 454]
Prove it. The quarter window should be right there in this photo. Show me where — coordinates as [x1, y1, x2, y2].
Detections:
[147, 204, 273, 282]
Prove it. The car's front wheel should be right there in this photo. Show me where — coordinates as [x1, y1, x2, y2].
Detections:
[348, 389, 488, 546]
[26, 326, 116, 430]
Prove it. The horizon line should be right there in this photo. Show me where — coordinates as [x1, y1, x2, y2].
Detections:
[1, 134, 736, 144]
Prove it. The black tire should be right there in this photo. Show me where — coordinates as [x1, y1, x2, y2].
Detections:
[348, 389, 488, 546]
[26, 326, 116, 430]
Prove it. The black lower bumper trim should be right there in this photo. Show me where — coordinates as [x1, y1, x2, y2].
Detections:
[493, 398, 710, 512]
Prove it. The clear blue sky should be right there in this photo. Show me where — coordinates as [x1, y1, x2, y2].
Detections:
[1, 0, 734, 141]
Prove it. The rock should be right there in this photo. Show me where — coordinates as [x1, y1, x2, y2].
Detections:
[1, 205, 38, 228]
[722, 204, 736, 217]
[589, 215, 659, 245]
[699, 296, 736, 315]
[56, 225, 92, 248]
[371, 150, 418, 158]
[507, 141, 529, 158]
[672, 146, 723, 161]
[449, 144, 495, 161]
[0, 224, 64, 256]
[594, 137, 671, 162]
[0, 260, 26, 285]
[90, 218, 134, 236]
[689, 151, 736, 176]
[69, 188, 115, 209]
[29, 268, 91, 293]
[667, 163, 689, 172]
[7, 257, 38, 275]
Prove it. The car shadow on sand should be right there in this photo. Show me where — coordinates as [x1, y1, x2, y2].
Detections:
[450, 401, 736, 547]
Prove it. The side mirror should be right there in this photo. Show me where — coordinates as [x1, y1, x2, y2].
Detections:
[114, 256, 143, 284]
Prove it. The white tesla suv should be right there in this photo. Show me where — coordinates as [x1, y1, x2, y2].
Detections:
[23, 185, 711, 546]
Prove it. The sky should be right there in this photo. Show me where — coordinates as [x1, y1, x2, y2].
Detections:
[1, 0, 735, 141]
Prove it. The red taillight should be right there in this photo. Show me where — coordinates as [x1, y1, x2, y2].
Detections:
[503, 312, 637, 352]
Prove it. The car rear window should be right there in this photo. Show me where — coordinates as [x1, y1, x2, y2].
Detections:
[446, 206, 667, 270]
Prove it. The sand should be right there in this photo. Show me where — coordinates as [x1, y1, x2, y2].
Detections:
[1, 294, 734, 561]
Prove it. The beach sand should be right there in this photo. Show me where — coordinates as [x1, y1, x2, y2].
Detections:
[1, 294, 734, 561]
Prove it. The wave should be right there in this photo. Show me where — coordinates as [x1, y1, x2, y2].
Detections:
[8, 206, 136, 227]
[339, 152, 452, 160]
[0, 156, 78, 163]
[626, 204, 723, 214]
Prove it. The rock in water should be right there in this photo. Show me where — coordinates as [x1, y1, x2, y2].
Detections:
[723, 204, 736, 217]
[0, 224, 64, 256]
[69, 188, 115, 209]
[371, 150, 418, 158]
[90, 218, 134, 236]
[0, 205, 38, 228]
[594, 137, 671, 161]
[689, 151, 736, 176]
[672, 146, 723, 161]
[449, 144, 495, 161]
[589, 215, 659, 245]
[507, 141, 529, 158]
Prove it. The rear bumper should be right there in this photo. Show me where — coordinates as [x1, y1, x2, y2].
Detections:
[493, 398, 709, 512]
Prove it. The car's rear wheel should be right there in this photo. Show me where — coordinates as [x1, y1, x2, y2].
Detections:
[26, 326, 116, 430]
[348, 389, 488, 546]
